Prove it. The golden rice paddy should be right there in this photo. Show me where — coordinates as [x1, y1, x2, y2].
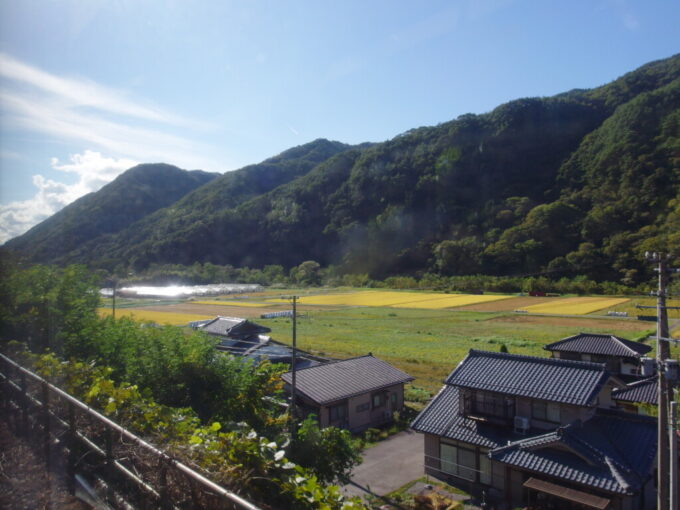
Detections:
[269, 291, 514, 309]
[98, 308, 214, 325]
[521, 297, 630, 315]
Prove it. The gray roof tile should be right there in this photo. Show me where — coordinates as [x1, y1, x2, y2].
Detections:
[612, 376, 657, 405]
[544, 333, 651, 358]
[410, 385, 509, 448]
[200, 316, 271, 337]
[444, 350, 609, 405]
[282, 355, 413, 405]
[489, 410, 657, 494]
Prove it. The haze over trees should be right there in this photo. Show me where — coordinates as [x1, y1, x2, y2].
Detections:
[4, 54, 680, 287]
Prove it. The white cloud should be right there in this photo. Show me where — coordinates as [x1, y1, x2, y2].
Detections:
[0, 151, 137, 244]
[0, 53, 196, 127]
[0, 53, 222, 172]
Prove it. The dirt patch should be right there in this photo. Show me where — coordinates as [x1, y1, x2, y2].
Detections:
[456, 296, 559, 312]
[487, 314, 653, 331]
[0, 420, 87, 510]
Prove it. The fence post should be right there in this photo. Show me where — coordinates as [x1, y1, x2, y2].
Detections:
[159, 461, 169, 510]
[20, 371, 28, 437]
[105, 427, 114, 504]
[67, 401, 77, 494]
[42, 380, 50, 469]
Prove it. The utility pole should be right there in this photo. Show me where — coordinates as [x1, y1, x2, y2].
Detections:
[671, 400, 678, 510]
[646, 251, 673, 510]
[290, 296, 298, 434]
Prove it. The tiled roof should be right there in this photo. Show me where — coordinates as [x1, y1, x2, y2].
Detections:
[612, 376, 657, 405]
[444, 350, 609, 405]
[282, 355, 413, 405]
[200, 316, 271, 337]
[410, 385, 509, 448]
[489, 410, 657, 494]
[544, 333, 651, 358]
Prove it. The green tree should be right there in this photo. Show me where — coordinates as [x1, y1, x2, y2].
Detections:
[288, 415, 362, 484]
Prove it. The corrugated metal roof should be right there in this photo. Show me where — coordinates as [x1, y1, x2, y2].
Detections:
[612, 376, 657, 404]
[282, 355, 413, 405]
[444, 350, 609, 405]
[544, 333, 651, 358]
[410, 385, 509, 448]
[489, 411, 657, 494]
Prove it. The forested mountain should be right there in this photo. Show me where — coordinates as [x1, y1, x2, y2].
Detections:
[6, 54, 680, 284]
[4, 164, 218, 263]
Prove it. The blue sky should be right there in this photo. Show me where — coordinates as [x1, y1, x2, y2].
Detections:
[0, 0, 678, 243]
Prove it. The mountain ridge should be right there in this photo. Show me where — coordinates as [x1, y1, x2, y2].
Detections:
[5, 54, 680, 284]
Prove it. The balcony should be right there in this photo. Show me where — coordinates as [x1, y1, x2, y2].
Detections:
[460, 391, 515, 426]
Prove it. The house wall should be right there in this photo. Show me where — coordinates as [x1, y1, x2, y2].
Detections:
[596, 382, 617, 408]
[347, 383, 405, 432]
[294, 383, 406, 432]
[621, 360, 640, 376]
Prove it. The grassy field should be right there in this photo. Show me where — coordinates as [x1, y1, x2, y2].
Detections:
[99, 288, 680, 392]
[259, 306, 655, 392]
[192, 300, 273, 307]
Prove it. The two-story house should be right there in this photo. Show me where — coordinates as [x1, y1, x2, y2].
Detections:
[411, 350, 657, 510]
[544, 333, 651, 380]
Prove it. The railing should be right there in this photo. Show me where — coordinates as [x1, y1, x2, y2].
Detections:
[460, 391, 515, 424]
[0, 353, 261, 510]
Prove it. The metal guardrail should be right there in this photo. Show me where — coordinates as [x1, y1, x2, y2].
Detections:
[0, 353, 262, 510]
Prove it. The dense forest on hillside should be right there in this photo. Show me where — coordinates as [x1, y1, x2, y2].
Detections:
[5, 54, 680, 285]
[4, 164, 218, 262]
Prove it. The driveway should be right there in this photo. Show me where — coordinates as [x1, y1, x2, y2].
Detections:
[342, 429, 423, 499]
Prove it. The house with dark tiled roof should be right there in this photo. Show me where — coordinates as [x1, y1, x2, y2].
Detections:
[193, 316, 325, 368]
[411, 350, 657, 509]
[612, 375, 658, 414]
[282, 355, 413, 432]
[544, 333, 652, 379]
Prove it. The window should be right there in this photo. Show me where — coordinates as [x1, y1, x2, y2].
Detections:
[458, 447, 476, 481]
[356, 402, 369, 413]
[532, 400, 561, 423]
[479, 451, 492, 485]
[329, 403, 347, 421]
[391, 393, 397, 406]
[547, 402, 560, 423]
[472, 391, 512, 418]
[439, 442, 481, 483]
[440, 443, 457, 475]
[372, 392, 385, 408]
[532, 400, 547, 421]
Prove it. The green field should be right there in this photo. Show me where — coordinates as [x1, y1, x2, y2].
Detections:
[260, 306, 657, 392]
[104, 288, 680, 393]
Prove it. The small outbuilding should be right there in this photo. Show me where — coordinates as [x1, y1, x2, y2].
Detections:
[282, 354, 414, 432]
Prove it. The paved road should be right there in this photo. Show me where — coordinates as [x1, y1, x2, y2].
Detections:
[342, 429, 424, 499]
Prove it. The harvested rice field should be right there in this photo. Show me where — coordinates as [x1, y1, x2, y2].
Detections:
[98, 288, 666, 391]
[98, 308, 214, 325]
[269, 290, 513, 309]
[520, 297, 630, 315]
[456, 296, 557, 312]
